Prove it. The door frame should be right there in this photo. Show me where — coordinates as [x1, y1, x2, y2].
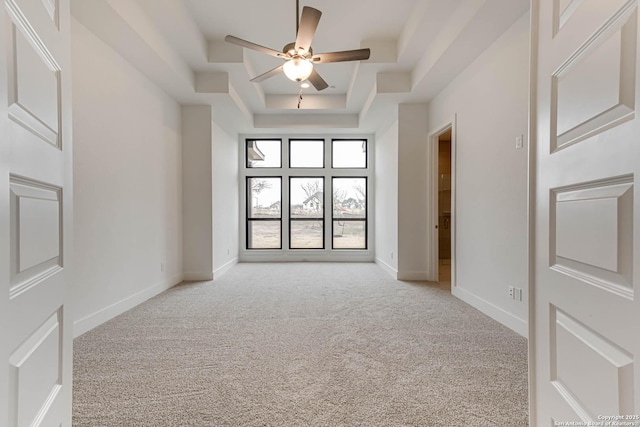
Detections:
[428, 115, 457, 287]
[527, 1, 539, 424]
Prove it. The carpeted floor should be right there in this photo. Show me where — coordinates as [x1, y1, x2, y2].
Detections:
[73, 263, 528, 426]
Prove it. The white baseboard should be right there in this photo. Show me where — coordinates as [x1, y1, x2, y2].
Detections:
[375, 260, 433, 282]
[240, 251, 374, 262]
[397, 270, 430, 281]
[73, 273, 183, 338]
[375, 258, 398, 279]
[213, 257, 238, 280]
[183, 271, 214, 281]
[452, 286, 527, 337]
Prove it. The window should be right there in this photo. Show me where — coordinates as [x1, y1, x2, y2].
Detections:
[290, 139, 324, 168]
[290, 177, 324, 249]
[246, 139, 281, 168]
[332, 139, 367, 168]
[242, 137, 371, 257]
[332, 177, 367, 249]
[247, 177, 281, 249]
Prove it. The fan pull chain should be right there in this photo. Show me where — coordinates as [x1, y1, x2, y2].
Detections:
[298, 85, 303, 109]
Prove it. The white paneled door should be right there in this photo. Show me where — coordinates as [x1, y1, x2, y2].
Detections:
[532, 0, 639, 424]
[0, 0, 73, 425]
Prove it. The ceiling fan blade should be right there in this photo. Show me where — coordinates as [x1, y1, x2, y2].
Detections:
[225, 35, 285, 58]
[295, 6, 322, 53]
[250, 65, 284, 83]
[307, 68, 329, 91]
[312, 48, 371, 63]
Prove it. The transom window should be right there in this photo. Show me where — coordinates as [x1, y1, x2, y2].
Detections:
[247, 139, 281, 168]
[290, 140, 324, 168]
[332, 139, 367, 168]
[242, 137, 371, 257]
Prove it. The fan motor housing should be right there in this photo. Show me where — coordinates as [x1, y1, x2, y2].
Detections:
[283, 42, 313, 57]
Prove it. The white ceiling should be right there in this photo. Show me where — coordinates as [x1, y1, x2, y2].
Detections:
[71, 0, 530, 135]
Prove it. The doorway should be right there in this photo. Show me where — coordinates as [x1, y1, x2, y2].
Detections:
[437, 128, 452, 288]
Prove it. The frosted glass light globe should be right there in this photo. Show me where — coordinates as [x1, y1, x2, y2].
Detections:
[283, 58, 313, 82]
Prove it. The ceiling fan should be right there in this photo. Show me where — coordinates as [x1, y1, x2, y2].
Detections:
[224, 0, 370, 91]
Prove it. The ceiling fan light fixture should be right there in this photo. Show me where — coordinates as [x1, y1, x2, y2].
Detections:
[225, 3, 370, 91]
[283, 57, 313, 82]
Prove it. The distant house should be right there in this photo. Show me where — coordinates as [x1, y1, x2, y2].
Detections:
[269, 201, 281, 212]
[303, 192, 323, 211]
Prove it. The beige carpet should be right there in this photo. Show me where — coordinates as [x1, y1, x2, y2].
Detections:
[73, 263, 528, 426]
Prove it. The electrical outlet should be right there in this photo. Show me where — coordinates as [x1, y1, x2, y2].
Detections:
[508, 286, 515, 300]
[515, 135, 524, 150]
[160, 262, 165, 273]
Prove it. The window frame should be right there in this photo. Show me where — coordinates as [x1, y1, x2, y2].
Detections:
[289, 139, 325, 169]
[289, 176, 325, 250]
[331, 176, 368, 250]
[331, 138, 368, 169]
[239, 135, 374, 262]
[246, 176, 283, 250]
[246, 138, 282, 169]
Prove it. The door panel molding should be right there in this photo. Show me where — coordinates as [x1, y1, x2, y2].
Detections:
[551, 4, 637, 151]
[6, 7, 62, 148]
[551, 306, 634, 418]
[550, 175, 634, 299]
[9, 308, 63, 427]
[9, 175, 62, 298]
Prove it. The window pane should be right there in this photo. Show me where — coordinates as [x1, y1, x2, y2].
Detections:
[248, 177, 281, 218]
[332, 177, 366, 219]
[332, 140, 366, 168]
[333, 221, 366, 249]
[247, 140, 281, 168]
[290, 177, 323, 219]
[248, 221, 281, 249]
[290, 220, 323, 249]
[290, 140, 324, 168]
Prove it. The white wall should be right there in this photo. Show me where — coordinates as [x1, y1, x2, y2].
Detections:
[374, 104, 430, 280]
[397, 103, 430, 280]
[182, 109, 240, 281]
[212, 121, 239, 275]
[428, 12, 530, 336]
[374, 120, 399, 276]
[182, 106, 213, 281]
[72, 19, 183, 336]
